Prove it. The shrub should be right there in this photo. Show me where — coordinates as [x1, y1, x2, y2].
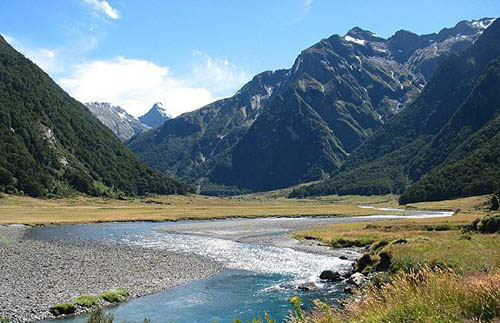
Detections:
[477, 214, 500, 233]
[492, 194, 499, 211]
[0, 316, 11, 323]
[49, 303, 76, 316]
[74, 295, 99, 308]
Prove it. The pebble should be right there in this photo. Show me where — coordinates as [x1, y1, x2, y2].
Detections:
[0, 226, 223, 323]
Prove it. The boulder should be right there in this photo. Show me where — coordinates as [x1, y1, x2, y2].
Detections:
[297, 282, 318, 291]
[319, 270, 342, 282]
[347, 273, 368, 287]
[339, 255, 348, 260]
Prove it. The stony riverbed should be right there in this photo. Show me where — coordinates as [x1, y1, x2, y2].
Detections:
[0, 225, 223, 322]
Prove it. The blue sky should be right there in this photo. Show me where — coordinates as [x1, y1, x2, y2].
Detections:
[0, 0, 499, 116]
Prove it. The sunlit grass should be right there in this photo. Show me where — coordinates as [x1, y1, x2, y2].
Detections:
[0, 194, 403, 225]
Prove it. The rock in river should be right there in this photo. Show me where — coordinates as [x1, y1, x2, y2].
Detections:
[319, 270, 342, 282]
[297, 282, 318, 291]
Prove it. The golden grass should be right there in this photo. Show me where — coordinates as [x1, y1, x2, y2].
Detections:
[0, 194, 403, 225]
[292, 269, 500, 323]
[294, 194, 500, 273]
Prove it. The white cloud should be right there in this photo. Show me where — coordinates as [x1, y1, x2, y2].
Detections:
[58, 57, 216, 117]
[3, 36, 251, 118]
[82, 0, 120, 20]
[188, 50, 251, 97]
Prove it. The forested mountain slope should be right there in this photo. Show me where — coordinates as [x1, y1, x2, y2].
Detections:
[0, 35, 191, 197]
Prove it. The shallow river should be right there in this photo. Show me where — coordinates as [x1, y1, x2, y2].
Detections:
[31, 207, 453, 323]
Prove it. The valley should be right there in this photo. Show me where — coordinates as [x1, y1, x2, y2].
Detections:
[0, 3, 499, 323]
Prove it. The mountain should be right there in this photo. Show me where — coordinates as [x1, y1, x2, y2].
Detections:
[0, 35, 191, 197]
[85, 102, 147, 141]
[128, 70, 288, 195]
[290, 18, 500, 203]
[128, 18, 493, 195]
[138, 102, 171, 128]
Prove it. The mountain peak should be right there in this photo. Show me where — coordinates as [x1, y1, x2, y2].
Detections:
[85, 102, 146, 141]
[139, 102, 172, 128]
[345, 27, 384, 42]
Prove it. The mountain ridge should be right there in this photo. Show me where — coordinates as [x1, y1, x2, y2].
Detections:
[290, 18, 500, 202]
[128, 17, 494, 195]
[85, 102, 147, 141]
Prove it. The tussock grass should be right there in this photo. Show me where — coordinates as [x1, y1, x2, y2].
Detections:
[290, 269, 500, 323]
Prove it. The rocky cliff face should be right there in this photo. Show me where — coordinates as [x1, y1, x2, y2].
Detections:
[85, 102, 147, 141]
[128, 18, 494, 194]
[290, 18, 500, 202]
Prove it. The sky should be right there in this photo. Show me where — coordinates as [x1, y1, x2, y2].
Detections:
[0, 0, 499, 117]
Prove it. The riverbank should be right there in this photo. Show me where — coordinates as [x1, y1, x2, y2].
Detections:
[0, 225, 223, 322]
[289, 195, 500, 323]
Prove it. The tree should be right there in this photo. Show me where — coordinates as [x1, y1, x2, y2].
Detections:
[492, 194, 499, 211]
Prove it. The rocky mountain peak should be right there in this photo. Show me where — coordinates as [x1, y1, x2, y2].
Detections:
[345, 27, 385, 43]
[139, 102, 172, 128]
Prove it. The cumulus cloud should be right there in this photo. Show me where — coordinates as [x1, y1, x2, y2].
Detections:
[82, 0, 120, 20]
[4, 35, 251, 118]
[58, 57, 216, 117]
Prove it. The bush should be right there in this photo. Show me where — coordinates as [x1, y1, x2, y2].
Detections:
[477, 215, 500, 233]
[0, 316, 11, 323]
[74, 295, 99, 308]
[492, 194, 499, 211]
[49, 303, 76, 316]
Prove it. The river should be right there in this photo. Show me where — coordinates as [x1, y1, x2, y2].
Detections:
[31, 207, 453, 323]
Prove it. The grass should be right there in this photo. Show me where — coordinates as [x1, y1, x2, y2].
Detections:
[99, 289, 129, 303]
[74, 295, 99, 308]
[286, 268, 500, 323]
[295, 213, 500, 274]
[288, 195, 500, 322]
[0, 194, 405, 225]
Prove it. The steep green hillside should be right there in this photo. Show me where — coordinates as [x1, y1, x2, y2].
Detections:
[290, 18, 500, 201]
[0, 35, 190, 197]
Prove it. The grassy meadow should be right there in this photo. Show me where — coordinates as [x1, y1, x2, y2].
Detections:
[0, 193, 404, 225]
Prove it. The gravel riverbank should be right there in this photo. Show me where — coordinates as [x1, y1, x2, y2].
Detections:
[0, 225, 223, 322]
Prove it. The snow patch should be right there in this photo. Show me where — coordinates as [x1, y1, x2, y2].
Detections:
[344, 35, 366, 46]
